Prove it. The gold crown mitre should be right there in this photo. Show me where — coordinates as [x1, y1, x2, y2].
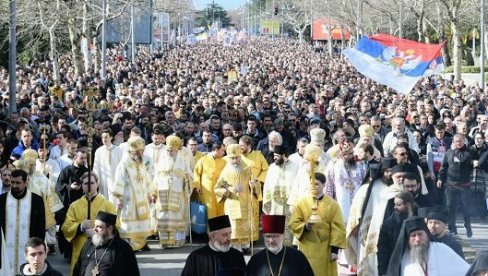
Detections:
[226, 144, 242, 157]
[358, 125, 374, 138]
[128, 136, 146, 152]
[22, 149, 39, 163]
[166, 135, 182, 151]
[13, 159, 29, 173]
[303, 144, 322, 162]
[310, 128, 326, 145]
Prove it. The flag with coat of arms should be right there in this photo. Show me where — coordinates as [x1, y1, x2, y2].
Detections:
[344, 34, 445, 94]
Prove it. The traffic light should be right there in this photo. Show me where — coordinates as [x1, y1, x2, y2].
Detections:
[274, 6, 279, 15]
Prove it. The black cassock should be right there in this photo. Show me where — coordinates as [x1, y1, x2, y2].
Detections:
[73, 235, 140, 276]
[247, 247, 314, 276]
[181, 245, 246, 276]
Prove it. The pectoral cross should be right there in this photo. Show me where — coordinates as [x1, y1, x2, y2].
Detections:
[92, 265, 99, 276]
[344, 181, 355, 193]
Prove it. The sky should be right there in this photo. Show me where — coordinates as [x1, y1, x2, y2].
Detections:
[195, 0, 244, 11]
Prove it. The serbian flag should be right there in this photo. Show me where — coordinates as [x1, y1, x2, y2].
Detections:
[344, 34, 445, 94]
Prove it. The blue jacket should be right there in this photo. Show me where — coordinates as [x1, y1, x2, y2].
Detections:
[11, 139, 39, 156]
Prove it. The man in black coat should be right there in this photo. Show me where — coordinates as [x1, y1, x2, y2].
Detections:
[377, 191, 415, 276]
[73, 211, 140, 276]
[437, 133, 478, 236]
[181, 215, 246, 276]
[247, 215, 314, 276]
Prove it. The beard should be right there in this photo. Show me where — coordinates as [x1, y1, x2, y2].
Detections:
[266, 241, 284, 254]
[345, 158, 357, 168]
[92, 232, 105, 247]
[410, 241, 430, 265]
[161, 156, 176, 172]
[274, 157, 284, 166]
[213, 240, 230, 252]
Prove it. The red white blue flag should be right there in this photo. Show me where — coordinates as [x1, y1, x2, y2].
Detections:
[344, 34, 445, 94]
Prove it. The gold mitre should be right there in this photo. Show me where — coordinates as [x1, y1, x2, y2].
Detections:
[166, 135, 182, 151]
[22, 149, 39, 163]
[310, 128, 326, 145]
[226, 144, 242, 158]
[358, 125, 374, 138]
[303, 144, 322, 162]
[128, 136, 146, 152]
[13, 159, 29, 173]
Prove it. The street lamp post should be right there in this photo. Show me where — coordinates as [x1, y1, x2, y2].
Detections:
[8, 0, 17, 115]
[101, 0, 107, 79]
[131, 1, 136, 64]
[481, 0, 485, 90]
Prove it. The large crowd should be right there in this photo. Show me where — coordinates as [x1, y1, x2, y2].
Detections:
[0, 36, 488, 276]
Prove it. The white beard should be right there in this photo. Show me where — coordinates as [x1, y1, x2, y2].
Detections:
[213, 240, 230, 252]
[267, 243, 283, 254]
[161, 156, 176, 172]
[92, 233, 104, 247]
[410, 243, 429, 265]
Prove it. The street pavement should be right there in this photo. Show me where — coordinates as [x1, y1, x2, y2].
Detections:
[46, 219, 485, 275]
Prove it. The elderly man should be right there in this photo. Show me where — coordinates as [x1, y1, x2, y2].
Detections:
[215, 144, 261, 254]
[247, 215, 314, 276]
[61, 171, 117, 274]
[386, 217, 469, 276]
[257, 131, 283, 165]
[383, 117, 420, 155]
[181, 215, 246, 275]
[73, 211, 140, 276]
[112, 136, 157, 251]
[154, 135, 192, 248]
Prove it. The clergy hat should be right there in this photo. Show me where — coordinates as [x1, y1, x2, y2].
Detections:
[262, 215, 286, 234]
[425, 205, 448, 224]
[391, 164, 417, 175]
[128, 136, 146, 152]
[404, 216, 430, 236]
[95, 211, 117, 226]
[166, 135, 182, 151]
[303, 144, 322, 162]
[226, 144, 242, 158]
[208, 215, 231, 232]
[273, 145, 287, 155]
[310, 128, 326, 146]
[358, 125, 374, 138]
[381, 157, 397, 170]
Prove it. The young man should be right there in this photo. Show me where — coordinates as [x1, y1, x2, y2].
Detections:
[17, 237, 62, 276]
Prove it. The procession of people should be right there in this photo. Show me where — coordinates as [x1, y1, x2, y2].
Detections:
[0, 34, 487, 275]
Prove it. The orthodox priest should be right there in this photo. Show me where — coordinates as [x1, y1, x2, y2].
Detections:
[181, 215, 246, 276]
[247, 215, 314, 276]
[73, 211, 140, 276]
[386, 216, 469, 276]
[154, 135, 192, 248]
[262, 145, 299, 244]
[345, 157, 397, 275]
[215, 144, 261, 253]
[289, 172, 346, 276]
[61, 171, 117, 274]
[193, 141, 227, 219]
[0, 169, 45, 273]
[112, 136, 157, 251]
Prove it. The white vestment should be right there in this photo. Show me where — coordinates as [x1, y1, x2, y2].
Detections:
[401, 242, 469, 276]
[263, 159, 299, 215]
[35, 159, 61, 188]
[287, 161, 328, 208]
[346, 178, 390, 275]
[144, 143, 166, 177]
[5, 191, 31, 272]
[93, 144, 123, 203]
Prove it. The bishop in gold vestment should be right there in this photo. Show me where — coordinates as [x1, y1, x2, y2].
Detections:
[215, 144, 261, 249]
[112, 137, 157, 251]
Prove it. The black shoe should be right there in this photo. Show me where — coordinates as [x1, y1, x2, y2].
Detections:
[466, 229, 473, 238]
